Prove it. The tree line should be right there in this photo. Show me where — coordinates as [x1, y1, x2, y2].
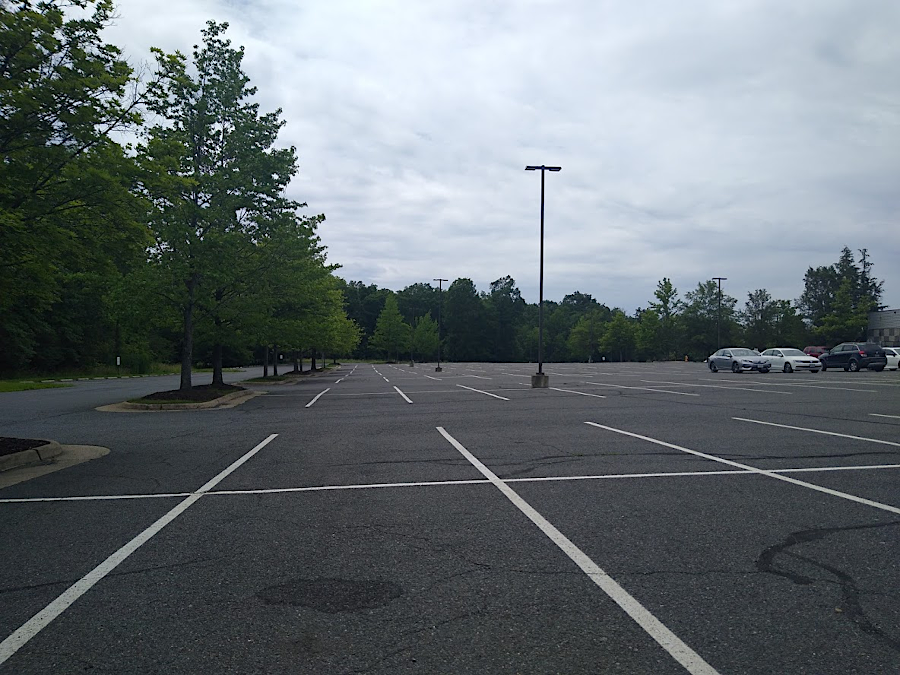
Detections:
[0, 3, 359, 387]
[340, 246, 883, 363]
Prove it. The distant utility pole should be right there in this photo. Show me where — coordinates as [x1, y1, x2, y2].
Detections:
[713, 277, 727, 350]
[434, 278, 448, 372]
[525, 164, 561, 388]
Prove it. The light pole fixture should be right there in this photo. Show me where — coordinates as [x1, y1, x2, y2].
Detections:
[434, 278, 447, 372]
[713, 277, 727, 350]
[525, 165, 561, 388]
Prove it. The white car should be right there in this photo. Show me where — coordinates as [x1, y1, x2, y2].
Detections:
[759, 347, 821, 373]
[884, 347, 900, 371]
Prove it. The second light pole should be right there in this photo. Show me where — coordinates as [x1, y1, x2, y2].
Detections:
[713, 276, 727, 350]
[434, 278, 447, 372]
[525, 164, 561, 388]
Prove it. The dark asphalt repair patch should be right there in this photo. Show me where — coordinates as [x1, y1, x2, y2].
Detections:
[257, 578, 402, 613]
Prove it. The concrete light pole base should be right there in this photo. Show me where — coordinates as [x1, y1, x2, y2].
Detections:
[435, 366, 442, 372]
[531, 373, 549, 388]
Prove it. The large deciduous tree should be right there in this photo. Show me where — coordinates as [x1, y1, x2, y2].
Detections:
[139, 21, 298, 389]
[0, 0, 146, 373]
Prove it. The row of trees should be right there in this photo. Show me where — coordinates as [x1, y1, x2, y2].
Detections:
[0, 3, 359, 386]
[341, 247, 884, 363]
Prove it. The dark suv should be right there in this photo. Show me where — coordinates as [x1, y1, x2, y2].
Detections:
[819, 342, 887, 372]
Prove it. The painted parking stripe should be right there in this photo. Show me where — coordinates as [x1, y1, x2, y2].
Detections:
[701, 378, 875, 393]
[586, 422, 900, 516]
[644, 380, 791, 395]
[732, 417, 900, 448]
[550, 387, 606, 399]
[436, 427, 720, 675]
[456, 384, 510, 400]
[6, 462, 900, 504]
[0, 434, 279, 666]
[305, 388, 330, 408]
[870, 413, 900, 420]
[584, 381, 699, 397]
[393, 386, 413, 404]
[423, 375, 442, 380]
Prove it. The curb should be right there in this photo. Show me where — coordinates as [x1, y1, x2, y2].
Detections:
[98, 389, 263, 412]
[0, 440, 63, 473]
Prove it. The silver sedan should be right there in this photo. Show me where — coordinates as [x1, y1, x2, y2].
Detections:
[759, 347, 821, 373]
[708, 348, 771, 373]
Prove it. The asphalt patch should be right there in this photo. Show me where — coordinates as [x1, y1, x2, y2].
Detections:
[257, 577, 402, 613]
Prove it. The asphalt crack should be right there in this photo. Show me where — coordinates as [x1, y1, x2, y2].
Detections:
[757, 520, 900, 652]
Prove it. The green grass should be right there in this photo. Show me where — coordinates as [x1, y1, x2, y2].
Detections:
[0, 380, 70, 393]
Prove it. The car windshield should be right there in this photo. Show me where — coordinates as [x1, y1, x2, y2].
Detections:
[732, 349, 757, 356]
[782, 349, 806, 356]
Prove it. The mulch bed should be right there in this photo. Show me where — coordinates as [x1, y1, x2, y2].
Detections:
[139, 384, 244, 402]
[0, 437, 49, 457]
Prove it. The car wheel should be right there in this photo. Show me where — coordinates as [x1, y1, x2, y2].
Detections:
[811, 369, 820, 373]
[848, 359, 860, 372]
[873, 365, 885, 372]
[783, 363, 793, 373]
[761, 366, 770, 373]
[820, 361, 827, 371]
[732, 361, 741, 373]
[709, 362, 718, 372]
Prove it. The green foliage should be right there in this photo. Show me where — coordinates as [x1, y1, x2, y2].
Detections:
[444, 278, 490, 361]
[411, 312, 440, 361]
[0, 0, 147, 374]
[601, 312, 636, 362]
[369, 295, 410, 361]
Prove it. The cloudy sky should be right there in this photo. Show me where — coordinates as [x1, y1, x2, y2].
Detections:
[106, 0, 900, 312]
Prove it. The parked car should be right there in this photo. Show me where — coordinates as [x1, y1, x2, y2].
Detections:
[803, 346, 829, 358]
[819, 342, 887, 372]
[884, 347, 900, 371]
[708, 348, 771, 373]
[759, 347, 821, 373]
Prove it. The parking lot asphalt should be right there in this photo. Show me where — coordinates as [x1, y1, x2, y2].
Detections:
[1, 362, 899, 673]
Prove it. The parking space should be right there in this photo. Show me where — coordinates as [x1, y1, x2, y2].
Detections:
[1, 361, 899, 673]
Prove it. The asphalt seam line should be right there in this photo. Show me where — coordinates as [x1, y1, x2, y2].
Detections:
[0, 434, 279, 666]
[436, 426, 719, 675]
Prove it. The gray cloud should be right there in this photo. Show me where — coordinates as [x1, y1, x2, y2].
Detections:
[106, 0, 900, 311]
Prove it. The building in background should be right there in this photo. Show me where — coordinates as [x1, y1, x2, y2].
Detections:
[868, 308, 900, 347]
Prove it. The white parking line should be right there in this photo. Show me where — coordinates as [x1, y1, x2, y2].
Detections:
[423, 375, 442, 380]
[456, 384, 510, 400]
[644, 380, 791, 395]
[870, 413, 900, 420]
[585, 381, 700, 397]
[305, 388, 330, 408]
[6, 462, 900, 504]
[0, 434, 279, 666]
[701, 378, 875, 393]
[393, 386, 413, 404]
[550, 387, 606, 399]
[436, 427, 719, 675]
[732, 417, 900, 448]
[585, 422, 900, 516]
[467, 374, 492, 380]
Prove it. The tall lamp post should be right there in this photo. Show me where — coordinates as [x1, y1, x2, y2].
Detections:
[525, 165, 561, 388]
[434, 278, 447, 372]
[713, 276, 727, 350]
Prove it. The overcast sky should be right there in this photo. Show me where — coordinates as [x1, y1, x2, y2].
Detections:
[106, 0, 900, 312]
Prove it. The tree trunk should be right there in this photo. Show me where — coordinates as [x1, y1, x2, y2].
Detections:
[212, 342, 224, 386]
[292, 350, 299, 373]
[263, 345, 269, 377]
[310, 348, 317, 372]
[272, 344, 278, 376]
[179, 277, 197, 391]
